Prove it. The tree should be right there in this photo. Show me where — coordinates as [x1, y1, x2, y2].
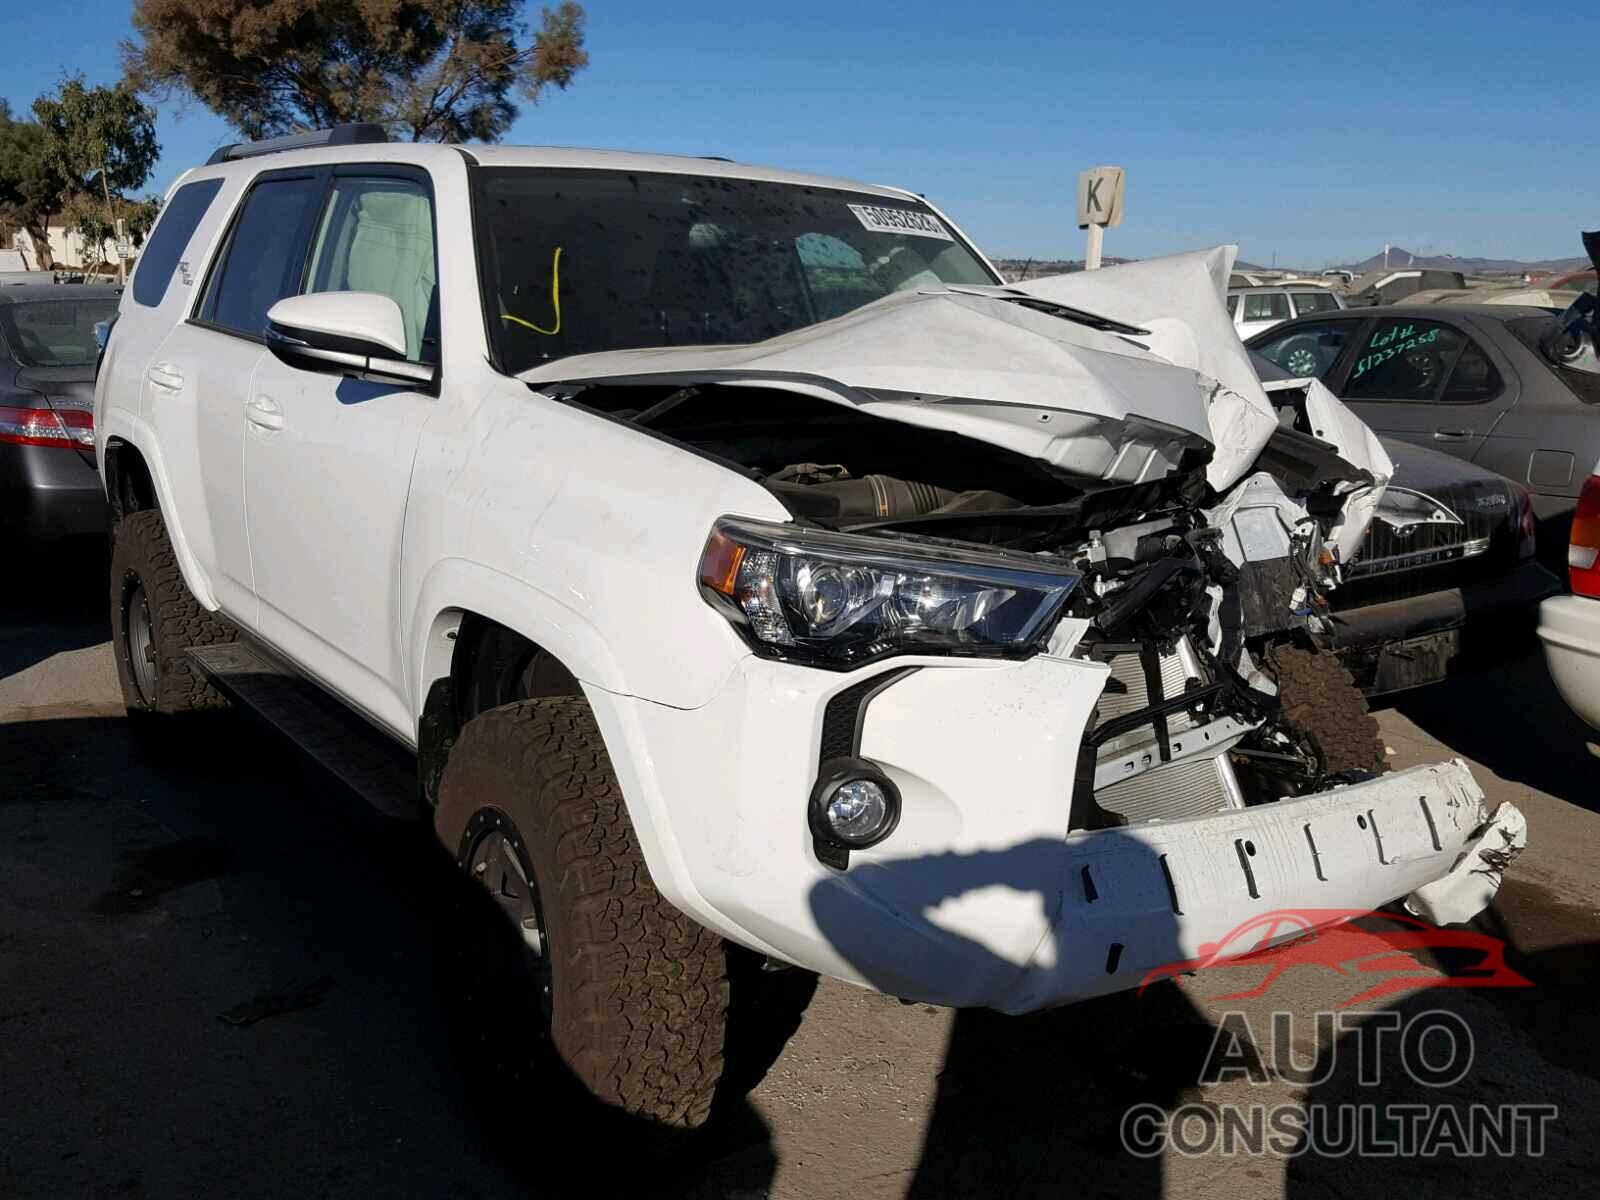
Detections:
[33, 76, 160, 273]
[125, 1, 589, 143]
[0, 101, 69, 269]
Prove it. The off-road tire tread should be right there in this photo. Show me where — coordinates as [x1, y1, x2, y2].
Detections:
[437, 697, 730, 1128]
[1270, 645, 1388, 776]
[109, 508, 237, 714]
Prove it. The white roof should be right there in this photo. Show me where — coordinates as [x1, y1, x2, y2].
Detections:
[465, 144, 917, 200]
[177, 140, 917, 203]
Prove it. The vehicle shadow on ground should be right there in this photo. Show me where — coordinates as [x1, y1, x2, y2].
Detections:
[810, 838, 1219, 1198]
[0, 535, 109, 677]
[0, 711, 787, 1199]
[1283, 884, 1598, 1196]
[1386, 652, 1597, 813]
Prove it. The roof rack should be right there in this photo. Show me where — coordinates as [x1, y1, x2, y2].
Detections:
[206, 123, 389, 166]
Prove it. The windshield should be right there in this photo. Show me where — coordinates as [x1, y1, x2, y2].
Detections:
[473, 168, 996, 374]
[0, 296, 120, 368]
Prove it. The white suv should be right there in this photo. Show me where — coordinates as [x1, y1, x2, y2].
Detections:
[95, 127, 1524, 1128]
[1228, 283, 1345, 339]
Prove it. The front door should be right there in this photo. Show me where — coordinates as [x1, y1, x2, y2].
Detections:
[244, 167, 440, 737]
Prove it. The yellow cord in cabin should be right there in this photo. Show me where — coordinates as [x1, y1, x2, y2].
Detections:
[500, 246, 562, 335]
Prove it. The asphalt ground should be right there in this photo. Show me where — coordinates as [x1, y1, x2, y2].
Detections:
[2, 539, 1596, 1199]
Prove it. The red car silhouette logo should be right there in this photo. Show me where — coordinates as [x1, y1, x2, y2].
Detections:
[1139, 908, 1531, 1008]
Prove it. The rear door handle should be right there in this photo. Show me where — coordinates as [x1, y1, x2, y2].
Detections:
[1432, 429, 1473, 442]
[244, 395, 285, 431]
[146, 362, 184, 391]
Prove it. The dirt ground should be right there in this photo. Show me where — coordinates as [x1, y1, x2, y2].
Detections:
[2, 543, 1596, 1199]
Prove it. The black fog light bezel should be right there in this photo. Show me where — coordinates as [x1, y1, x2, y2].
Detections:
[809, 756, 901, 869]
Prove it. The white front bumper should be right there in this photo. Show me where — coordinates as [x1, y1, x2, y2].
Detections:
[598, 652, 1523, 1013]
[1538, 593, 1600, 732]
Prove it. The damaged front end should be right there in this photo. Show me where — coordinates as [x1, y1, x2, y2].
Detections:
[529, 247, 1525, 1002]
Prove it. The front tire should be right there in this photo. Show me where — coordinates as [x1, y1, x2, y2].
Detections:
[435, 696, 731, 1128]
[109, 509, 237, 715]
[1269, 644, 1387, 777]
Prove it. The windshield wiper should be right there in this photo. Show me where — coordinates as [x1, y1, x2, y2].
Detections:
[936, 285, 1150, 337]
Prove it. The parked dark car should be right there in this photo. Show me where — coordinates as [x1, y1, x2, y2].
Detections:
[1252, 352, 1559, 694]
[0, 284, 120, 540]
[1248, 302, 1600, 562]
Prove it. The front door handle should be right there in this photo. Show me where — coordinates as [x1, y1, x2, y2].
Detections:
[146, 362, 184, 391]
[244, 395, 285, 432]
[1432, 429, 1473, 442]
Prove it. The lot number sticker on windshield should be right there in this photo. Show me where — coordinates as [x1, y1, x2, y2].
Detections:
[848, 204, 952, 241]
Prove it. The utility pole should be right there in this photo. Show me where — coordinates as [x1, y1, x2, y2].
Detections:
[100, 160, 124, 285]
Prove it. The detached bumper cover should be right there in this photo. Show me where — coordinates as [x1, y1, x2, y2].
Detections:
[813, 761, 1520, 1014]
[614, 653, 1522, 1015]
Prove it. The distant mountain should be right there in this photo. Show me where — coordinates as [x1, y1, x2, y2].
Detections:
[1341, 247, 1589, 275]
[989, 256, 1136, 282]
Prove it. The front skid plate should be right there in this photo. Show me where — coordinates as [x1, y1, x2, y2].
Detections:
[1005, 760, 1517, 1012]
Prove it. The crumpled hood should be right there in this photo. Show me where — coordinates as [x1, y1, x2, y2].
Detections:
[520, 247, 1282, 491]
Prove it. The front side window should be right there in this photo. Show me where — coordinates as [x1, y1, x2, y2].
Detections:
[0, 297, 122, 367]
[473, 168, 995, 374]
[1251, 319, 1355, 379]
[305, 176, 437, 362]
[199, 175, 324, 338]
[1242, 292, 1290, 322]
[1226, 294, 1240, 318]
[133, 178, 223, 308]
[1342, 318, 1476, 402]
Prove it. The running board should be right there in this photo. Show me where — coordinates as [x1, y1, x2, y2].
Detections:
[186, 642, 422, 820]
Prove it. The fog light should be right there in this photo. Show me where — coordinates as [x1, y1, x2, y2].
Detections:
[809, 758, 901, 866]
[825, 779, 890, 842]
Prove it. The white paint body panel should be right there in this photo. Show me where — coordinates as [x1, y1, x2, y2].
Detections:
[95, 143, 1518, 1013]
[1538, 593, 1600, 732]
[266, 291, 409, 358]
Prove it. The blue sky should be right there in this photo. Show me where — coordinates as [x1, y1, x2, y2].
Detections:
[4, 0, 1594, 267]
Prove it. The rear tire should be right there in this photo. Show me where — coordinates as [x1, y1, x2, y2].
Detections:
[1268, 645, 1387, 777]
[109, 509, 237, 715]
[435, 696, 731, 1128]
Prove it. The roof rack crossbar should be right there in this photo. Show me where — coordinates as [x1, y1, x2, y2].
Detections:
[206, 123, 389, 166]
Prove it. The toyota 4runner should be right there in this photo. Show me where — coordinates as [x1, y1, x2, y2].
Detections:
[94, 125, 1527, 1129]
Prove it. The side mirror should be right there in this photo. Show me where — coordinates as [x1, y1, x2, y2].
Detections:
[265, 292, 436, 387]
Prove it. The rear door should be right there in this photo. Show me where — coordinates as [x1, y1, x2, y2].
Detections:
[151, 167, 327, 624]
[1329, 314, 1519, 464]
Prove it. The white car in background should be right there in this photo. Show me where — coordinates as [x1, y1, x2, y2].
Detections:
[1538, 462, 1600, 730]
[1228, 283, 1345, 339]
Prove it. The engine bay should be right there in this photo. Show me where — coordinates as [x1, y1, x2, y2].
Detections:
[560, 379, 1390, 829]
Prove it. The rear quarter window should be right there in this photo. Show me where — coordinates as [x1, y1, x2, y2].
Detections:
[132, 178, 224, 308]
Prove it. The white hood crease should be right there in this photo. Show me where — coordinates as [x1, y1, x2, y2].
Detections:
[1008, 246, 1283, 491]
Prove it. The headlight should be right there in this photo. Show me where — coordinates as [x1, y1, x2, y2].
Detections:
[698, 519, 1079, 667]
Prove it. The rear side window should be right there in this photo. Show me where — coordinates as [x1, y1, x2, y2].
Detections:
[1242, 292, 1290, 321]
[132, 178, 223, 308]
[1342, 318, 1476, 402]
[1291, 291, 1338, 315]
[199, 175, 324, 338]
